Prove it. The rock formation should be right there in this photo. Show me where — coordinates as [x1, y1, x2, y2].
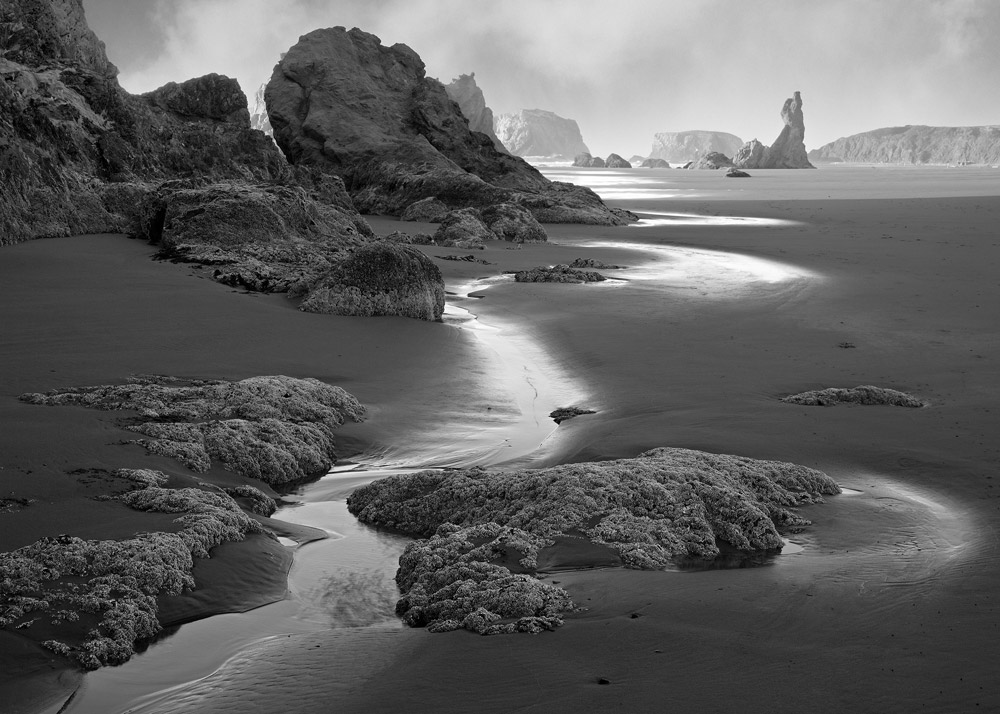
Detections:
[781, 385, 924, 407]
[641, 158, 671, 168]
[493, 108, 590, 159]
[443, 73, 505, 152]
[725, 168, 751, 178]
[604, 153, 632, 168]
[249, 82, 273, 136]
[649, 131, 744, 163]
[265, 28, 629, 225]
[732, 138, 767, 168]
[512, 265, 607, 282]
[760, 91, 814, 168]
[808, 125, 1000, 165]
[688, 152, 734, 170]
[400, 196, 450, 222]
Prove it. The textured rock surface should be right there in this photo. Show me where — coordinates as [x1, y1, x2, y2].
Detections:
[781, 385, 924, 407]
[513, 265, 607, 283]
[443, 73, 505, 152]
[493, 108, 590, 159]
[299, 242, 446, 321]
[726, 168, 751, 178]
[641, 158, 671, 168]
[808, 125, 1000, 165]
[732, 138, 767, 169]
[480, 203, 547, 243]
[688, 152, 734, 170]
[400, 196, 449, 222]
[758, 91, 814, 169]
[348, 447, 840, 633]
[266, 27, 627, 225]
[649, 131, 744, 163]
[604, 153, 632, 169]
[433, 208, 493, 249]
[573, 152, 595, 167]
[20, 375, 365, 483]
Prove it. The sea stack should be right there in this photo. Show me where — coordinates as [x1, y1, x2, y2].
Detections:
[444, 73, 506, 152]
[733, 91, 815, 169]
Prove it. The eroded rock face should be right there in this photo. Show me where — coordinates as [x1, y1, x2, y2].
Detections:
[265, 28, 628, 225]
[808, 125, 1000, 165]
[649, 131, 744, 163]
[443, 73, 505, 152]
[1, 0, 118, 78]
[761, 91, 814, 168]
[732, 138, 767, 169]
[493, 108, 590, 159]
[299, 242, 446, 321]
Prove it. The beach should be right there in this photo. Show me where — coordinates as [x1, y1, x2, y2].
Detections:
[2, 165, 998, 713]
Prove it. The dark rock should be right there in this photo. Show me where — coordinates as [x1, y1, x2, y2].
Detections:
[444, 73, 506, 152]
[549, 407, 597, 424]
[141, 73, 249, 123]
[688, 152, 734, 170]
[265, 27, 629, 225]
[781, 385, 924, 408]
[401, 196, 450, 222]
[494, 108, 590, 158]
[299, 242, 445, 321]
[589, 156, 606, 168]
[568, 257, 625, 269]
[513, 265, 606, 283]
[480, 202, 547, 243]
[725, 168, 751, 178]
[641, 158, 671, 168]
[433, 208, 492, 249]
[605, 153, 632, 168]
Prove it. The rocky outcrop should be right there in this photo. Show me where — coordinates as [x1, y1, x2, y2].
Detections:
[688, 152, 734, 170]
[493, 108, 590, 159]
[781, 385, 924, 407]
[604, 153, 632, 168]
[732, 138, 766, 168]
[265, 28, 628, 225]
[480, 203, 547, 243]
[512, 265, 607, 283]
[348, 447, 840, 630]
[433, 208, 493, 249]
[401, 196, 449, 222]
[443, 73, 505, 152]
[249, 82, 272, 136]
[649, 131, 744, 163]
[725, 168, 751, 178]
[641, 158, 671, 168]
[759, 91, 814, 169]
[299, 242, 446, 321]
[573, 152, 594, 167]
[808, 125, 1000, 165]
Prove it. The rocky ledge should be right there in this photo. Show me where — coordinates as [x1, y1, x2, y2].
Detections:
[347, 447, 840, 634]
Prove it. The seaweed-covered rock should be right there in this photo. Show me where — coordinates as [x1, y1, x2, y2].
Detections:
[401, 196, 450, 222]
[781, 385, 924, 408]
[513, 265, 607, 283]
[299, 242, 446, 321]
[479, 203, 547, 243]
[348, 447, 841, 568]
[433, 208, 493, 249]
[20, 375, 365, 484]
[0, 485, 263, 669]
[265, 27, 628, 225]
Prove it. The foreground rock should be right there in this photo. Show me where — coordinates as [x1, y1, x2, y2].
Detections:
[513, 265, 607, 282]
[733, 91, 815, 169]
[347, 447, 840, 632]
[808, 125, 1000, 165]
[493, 108, 590, 159]
[266, 28, 629, 225]
[782, 385, 925, 407]
[649, 131, 744, 163]
[21, 375, 365, 483]
[443, 73, 506, 152]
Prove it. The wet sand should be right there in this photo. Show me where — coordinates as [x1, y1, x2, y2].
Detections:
[2, 166, 999, 712]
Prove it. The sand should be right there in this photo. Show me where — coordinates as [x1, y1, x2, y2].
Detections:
[2, 166, 999, 712]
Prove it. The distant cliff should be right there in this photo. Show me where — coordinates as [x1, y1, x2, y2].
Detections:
[649, 131, 743, 163]
[249, 83, 272, 136]
[493, 109, 590, 159]
[444, 73, 505, 152]
[809, 125, 1000, 164]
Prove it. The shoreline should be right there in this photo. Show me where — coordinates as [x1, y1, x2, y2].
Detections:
[2, 173, 999, 712]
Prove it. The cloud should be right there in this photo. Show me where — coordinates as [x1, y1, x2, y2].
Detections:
[92, 0, 1000, 154]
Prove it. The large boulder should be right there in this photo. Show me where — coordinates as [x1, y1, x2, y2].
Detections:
[443, 73, 505, 152]
[265, 28, 629, 225]
[649, 131, 744, 163]
[688, 152, 734, 170]
[433, 208, 493, 249]
[493, 108, 590, 159]
[760, 91, 814, 168]
[480, 203, 547, 243]
[299, 242, 446, 321]
[605, 153, 632, 168]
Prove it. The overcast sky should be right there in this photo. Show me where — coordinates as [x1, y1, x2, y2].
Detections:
[82, 0, 1000, 157]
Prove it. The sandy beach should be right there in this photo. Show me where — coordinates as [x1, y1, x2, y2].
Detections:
[2, 165, 999, 713]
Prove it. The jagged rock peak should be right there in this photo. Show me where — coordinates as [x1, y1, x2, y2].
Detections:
[0, 0, 118, 78]
[494, 109, 590, 159]
[762, 90, 814, 168]
[444, 72, 505, 152]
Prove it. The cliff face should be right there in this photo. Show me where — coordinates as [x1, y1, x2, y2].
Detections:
[443, 73, 505, 152]
[649, 131, 743, 163]
[809, 125, 1000, 164]
[493, 109, 590, 159]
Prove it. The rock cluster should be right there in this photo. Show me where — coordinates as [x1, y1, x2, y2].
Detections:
[732, 92, 815, 169]
[641, 158, 671, 168]
[572, 152, 632, 168]
[443, 73, 506, 152]
[265, 27, 629, 225]
[781, 385, 924, 407]
[648, 131, 744, 163]
[347, 447, 840, 632]
[493, 108, 590, 159]
[431, 205, 547, 248]
[808, 124, 1000, 165]
[512, 265, 607, 283]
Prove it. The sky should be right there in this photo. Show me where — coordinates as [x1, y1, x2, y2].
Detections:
[82, 0, 1000, 158]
